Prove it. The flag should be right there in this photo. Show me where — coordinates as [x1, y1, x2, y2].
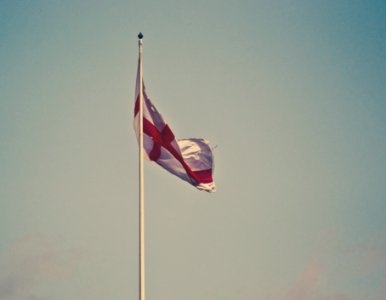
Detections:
[134, 64, 216, 193]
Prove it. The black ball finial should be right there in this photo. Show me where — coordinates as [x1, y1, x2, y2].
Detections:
[138, 32, 143, 39]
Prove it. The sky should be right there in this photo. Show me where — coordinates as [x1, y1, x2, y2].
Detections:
[1, 0, 386, 299]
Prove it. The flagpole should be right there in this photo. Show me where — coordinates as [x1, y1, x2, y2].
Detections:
[138, 32, 145, 300]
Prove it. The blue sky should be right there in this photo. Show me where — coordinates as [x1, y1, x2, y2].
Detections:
[1, 1, 385, 299]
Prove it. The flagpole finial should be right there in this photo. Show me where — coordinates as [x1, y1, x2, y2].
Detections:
[138, 32, 143, 39]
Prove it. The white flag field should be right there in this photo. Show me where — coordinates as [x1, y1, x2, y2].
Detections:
[133, 63, 216, 193]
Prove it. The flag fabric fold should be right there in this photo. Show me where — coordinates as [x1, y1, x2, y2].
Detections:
[134, 64, 216, 193]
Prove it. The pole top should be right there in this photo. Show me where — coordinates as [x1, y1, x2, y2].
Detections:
[138, 32, 143, 39]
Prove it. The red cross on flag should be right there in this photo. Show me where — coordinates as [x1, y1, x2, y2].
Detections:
[133, 65, 216, 193]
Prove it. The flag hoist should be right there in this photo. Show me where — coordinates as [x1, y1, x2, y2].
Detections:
[134, 32, 216, 300]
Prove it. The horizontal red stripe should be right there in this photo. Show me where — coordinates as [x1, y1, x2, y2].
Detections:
[192, 169, 213, 184]
[134, 95, 139, 116]
[161, 125, 175, 144]
[135, 91, 213, 186]
[142, 118, 209, 185]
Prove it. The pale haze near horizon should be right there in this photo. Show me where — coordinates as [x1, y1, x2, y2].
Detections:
[1, 1, 385, 299]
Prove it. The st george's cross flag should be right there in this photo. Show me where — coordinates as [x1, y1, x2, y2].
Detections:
[133, 65, 216, 192]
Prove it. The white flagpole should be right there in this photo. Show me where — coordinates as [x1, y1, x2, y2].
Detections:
[138, 32, 145, 300]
